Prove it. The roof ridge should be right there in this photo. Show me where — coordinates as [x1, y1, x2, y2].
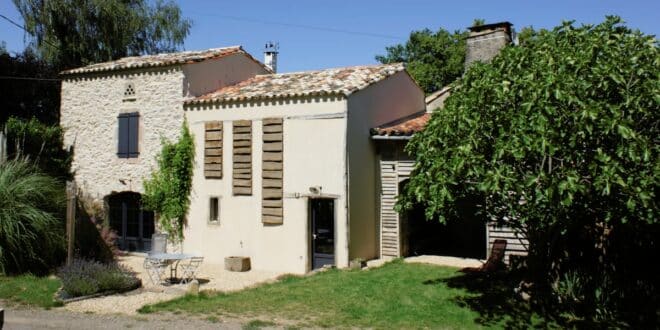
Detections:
[60, 45, 248, 76]
[255, 62, 405, 77]
[186, 62, 408, 106]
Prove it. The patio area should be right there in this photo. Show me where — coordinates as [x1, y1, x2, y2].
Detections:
[63, 255, 281, 315]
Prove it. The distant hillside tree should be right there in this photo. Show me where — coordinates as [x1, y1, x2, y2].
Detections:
[13, 0, 192, 70]
[376, 27, 467, 94]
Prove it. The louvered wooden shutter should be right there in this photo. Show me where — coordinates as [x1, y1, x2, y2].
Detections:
[262, 118, 283, 224]
[204, 121, 223, 178]
[232, 120, 252, 195]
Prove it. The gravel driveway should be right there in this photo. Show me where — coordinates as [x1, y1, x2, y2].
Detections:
[63, 255, 281, 315]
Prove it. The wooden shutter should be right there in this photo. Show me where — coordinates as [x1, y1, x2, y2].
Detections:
[204, 121, 223, 178]
[118, 113, 139, 158]
[232, 120, 252, 195]
[128, 113, 139, 157]
[262, 118, 283, 224]
[117, 115, 129, 158]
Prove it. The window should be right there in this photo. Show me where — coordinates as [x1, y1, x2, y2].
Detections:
[209, 197, 219, 223]
[117, 112, 139, 158]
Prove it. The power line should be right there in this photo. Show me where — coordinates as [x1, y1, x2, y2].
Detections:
[0, 75, 61, 82]
[0, 13, 24, 31]
[0, 13, 60, 50]
[189, 12, 405, 41]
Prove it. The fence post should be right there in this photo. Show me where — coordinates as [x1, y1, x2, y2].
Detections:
[66, 181, 77, 266]
[0, 124, 6, 164]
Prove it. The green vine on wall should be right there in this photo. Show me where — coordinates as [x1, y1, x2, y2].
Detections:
[143, 120, 194, 243]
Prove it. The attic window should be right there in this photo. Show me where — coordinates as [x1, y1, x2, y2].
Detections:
[123, 82, 136, 99]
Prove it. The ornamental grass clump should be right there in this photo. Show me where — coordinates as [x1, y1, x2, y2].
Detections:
[0, 158, 65, 275]
[58, 259, 140, 298]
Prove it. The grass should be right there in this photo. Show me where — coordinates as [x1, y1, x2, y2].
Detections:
[140, 260, 493, 328]
[0, 274, 62, 308]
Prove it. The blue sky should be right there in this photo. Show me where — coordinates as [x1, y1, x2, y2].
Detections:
[1, 0, 658, 72]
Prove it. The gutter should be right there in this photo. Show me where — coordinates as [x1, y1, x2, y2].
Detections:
[370, 135, 412, 140]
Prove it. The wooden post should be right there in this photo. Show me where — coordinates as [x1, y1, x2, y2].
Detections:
[0, 124, 7, 164]
[66, 181, 77, 266]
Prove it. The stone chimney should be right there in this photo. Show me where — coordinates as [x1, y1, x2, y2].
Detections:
[464, 22, 513, 71]
[264, 42, 279, 73]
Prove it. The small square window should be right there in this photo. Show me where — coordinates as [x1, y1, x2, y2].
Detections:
[209, 197, 219, 223]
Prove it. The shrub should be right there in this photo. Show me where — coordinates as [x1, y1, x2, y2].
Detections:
[75, 194, 121, 262]
[0, 158, 65, 275]
[4, 117, 72, 180]
[143, 121, 194, 243]
[58, 259, 140, 298]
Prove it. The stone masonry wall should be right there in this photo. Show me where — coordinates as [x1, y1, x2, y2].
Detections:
[60, 67, 185, 201]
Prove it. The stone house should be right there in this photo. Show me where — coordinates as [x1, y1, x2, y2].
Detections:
[60, 46, 271, 253]
[60, 21, 527, 274]
[60, 47, 424, 274]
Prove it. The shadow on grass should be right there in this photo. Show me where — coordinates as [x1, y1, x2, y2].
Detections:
[427, 270, 563, 329]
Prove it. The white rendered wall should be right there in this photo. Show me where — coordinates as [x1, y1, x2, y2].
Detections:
[182, 53, 269, 97]
[346, 71, 425, 261]
[183, 97, 348, 274]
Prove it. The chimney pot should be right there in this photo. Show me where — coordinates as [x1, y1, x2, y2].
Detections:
[264, 42, 279, 73]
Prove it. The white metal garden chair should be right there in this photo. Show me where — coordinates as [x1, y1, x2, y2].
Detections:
[143, 257, 169, 285]
[179, 256, 204, 284]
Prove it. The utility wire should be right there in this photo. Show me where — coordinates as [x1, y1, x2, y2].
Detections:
[0, 13, 60, 50]
[0, 75, 61, 82]
[189, 12, 405, 40]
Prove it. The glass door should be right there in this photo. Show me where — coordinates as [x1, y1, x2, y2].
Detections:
[311, 199, 335, 269]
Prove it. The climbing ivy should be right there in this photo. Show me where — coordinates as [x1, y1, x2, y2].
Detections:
[143, 120, 194, 243]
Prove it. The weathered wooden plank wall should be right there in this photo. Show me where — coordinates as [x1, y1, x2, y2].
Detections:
[377, 145, 529, 262]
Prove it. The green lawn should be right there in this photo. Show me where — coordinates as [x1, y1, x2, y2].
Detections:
[140, 260, 519, 329]
[0, 274, 62, 308]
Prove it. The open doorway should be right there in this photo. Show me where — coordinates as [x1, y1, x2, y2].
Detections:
[107, 192, 154, 252]
[310, 198, 335, 269]
[399, 180, 486, 259]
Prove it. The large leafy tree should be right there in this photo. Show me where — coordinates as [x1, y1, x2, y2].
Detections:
[376, 27, 467, 94]
[0, 48, 60, 124]
[401, 17, 658, 324]
[13, 0, 192, 70]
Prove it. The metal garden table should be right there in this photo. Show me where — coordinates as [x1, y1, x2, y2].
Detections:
[148, 252, 199, 283]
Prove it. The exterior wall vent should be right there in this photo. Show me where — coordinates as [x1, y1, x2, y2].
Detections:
[123, 82, 136, 99]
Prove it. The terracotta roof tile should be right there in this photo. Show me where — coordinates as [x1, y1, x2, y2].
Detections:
[186, 63, 405, 105]
[371, 111, 431, 136]
[61, 46, 265, 75]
